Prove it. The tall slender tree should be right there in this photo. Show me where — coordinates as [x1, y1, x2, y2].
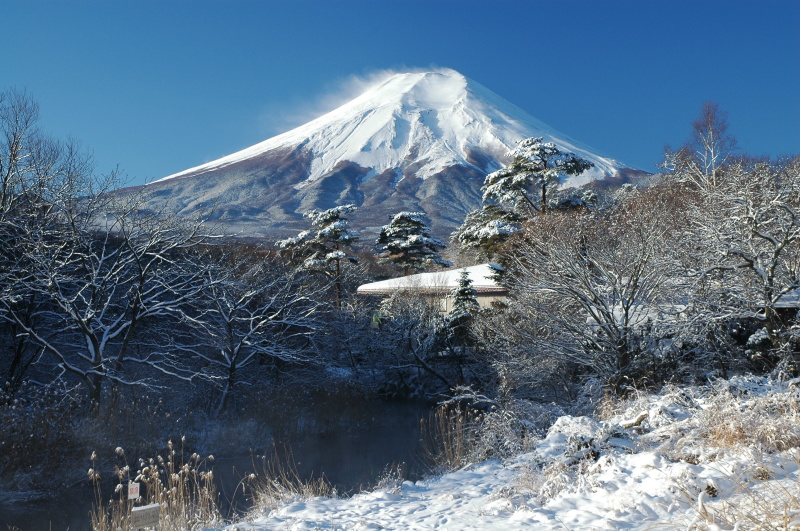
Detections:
[663, 101, 738, 190]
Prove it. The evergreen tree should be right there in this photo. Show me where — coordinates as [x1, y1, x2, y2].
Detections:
[455, 137, 593, 257]
[452, 204, 523, 259]
[445, 269, 481, 378]
[449, 268, 480, 322]
[376, 211, 451, 274]
[482, 137, 593, 215]
[277, 204, 359, 306]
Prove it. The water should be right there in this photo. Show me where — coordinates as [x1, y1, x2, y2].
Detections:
[0, 399, 430, 530]
[0, 488, 95, 531]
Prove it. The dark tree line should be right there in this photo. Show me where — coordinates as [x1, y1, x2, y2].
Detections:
[3, 89, 798, 425]
[0, 89, 472, 418]
[0, 90, 342, 414]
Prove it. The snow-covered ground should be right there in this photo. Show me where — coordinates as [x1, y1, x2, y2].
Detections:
[227, 376, 800, 530]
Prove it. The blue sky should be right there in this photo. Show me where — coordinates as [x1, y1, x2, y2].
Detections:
[2, 0, 798, 187]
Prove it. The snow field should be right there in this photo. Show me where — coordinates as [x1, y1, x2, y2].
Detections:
[228, 376, 800, 530]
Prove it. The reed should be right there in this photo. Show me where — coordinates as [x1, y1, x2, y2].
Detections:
[90, 439, 222, 531]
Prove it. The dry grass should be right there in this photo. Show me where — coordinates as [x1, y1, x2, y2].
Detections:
[420, 405, 482, 472]
[681, 387, 800, 530]
[679, 456, 800, 530]
[90, 439, 222, 531]
[699, 390, 800, 452]
[655, 379, 800, 529]
[373, 463, 407, 494]
[242, 443, 337, 516]
[508, 460, 602, 509]
[420, 402, 535, 474]
[519, 378, 800, 528]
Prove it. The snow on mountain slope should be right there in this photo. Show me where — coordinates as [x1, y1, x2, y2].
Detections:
[153, 69, 628, 189]
[129, 68, 646, 239]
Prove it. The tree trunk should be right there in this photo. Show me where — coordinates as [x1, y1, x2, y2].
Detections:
[218, 361, 237, 414]
[88, 376, 103, 415]
[334, 256, 342, 310]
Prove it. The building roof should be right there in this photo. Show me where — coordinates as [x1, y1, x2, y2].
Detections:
[357, 263, 507, 295]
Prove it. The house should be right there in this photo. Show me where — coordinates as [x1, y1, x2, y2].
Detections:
[356, 263, 508, 314]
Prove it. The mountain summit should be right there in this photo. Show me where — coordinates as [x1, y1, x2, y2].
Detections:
[131, 69, 641, 238]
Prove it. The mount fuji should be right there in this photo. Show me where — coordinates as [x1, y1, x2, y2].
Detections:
[124, 68, 645, 239]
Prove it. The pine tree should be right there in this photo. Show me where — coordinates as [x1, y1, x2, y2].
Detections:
[452, 204, 523, 259]
[445, 269, 481, 372]
[482, 137, 594, 215]
[375, 211, 451, 274]
[456, 137, 593, 257]
[277, 204, 359, 306]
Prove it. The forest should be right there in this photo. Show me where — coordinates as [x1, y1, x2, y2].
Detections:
[2, 88, 799, 527]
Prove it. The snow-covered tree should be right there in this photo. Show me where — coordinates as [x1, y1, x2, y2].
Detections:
[0, 90, 214, 408]
[2, 92, 128, 405]
[0, 88, 51, 213]
[449, 269, 480, 322]
[0, 89, 62, 391]
[376, 211, 451, 274]
[277, 204, 359, 306]
[502, 203, 687, 395]
[445, 269, 481, 372]
[455, 137, 593, 257]
[175, 256, 324, 414]
[551, 187, 598, 211]
[376, 290, 455, 393]
[0, 201, 212, 409]
[684, 156, 800, 356]
[662, 103, 800, 363]
[482, 137, 593, 216]
[452, 204, 522, 259]
[663, 101, 738, 190]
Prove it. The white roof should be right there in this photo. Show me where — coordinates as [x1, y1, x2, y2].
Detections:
[357, 264, 506, 295]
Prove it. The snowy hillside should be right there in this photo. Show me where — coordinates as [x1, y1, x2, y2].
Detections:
[229, 376, 800, 530]
[155, 68, 627, 189]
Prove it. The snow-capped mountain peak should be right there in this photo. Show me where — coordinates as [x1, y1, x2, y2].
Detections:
[132, 68, 643, 239]
[154, 68, 626, 188]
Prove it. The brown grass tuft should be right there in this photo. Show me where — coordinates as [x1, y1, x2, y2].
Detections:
[700, 390, 800, 452]
[420, 405, 482, 472]
[242, 443, 337, 516]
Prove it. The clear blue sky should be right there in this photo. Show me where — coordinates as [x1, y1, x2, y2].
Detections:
[2, 0, 798, 187]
